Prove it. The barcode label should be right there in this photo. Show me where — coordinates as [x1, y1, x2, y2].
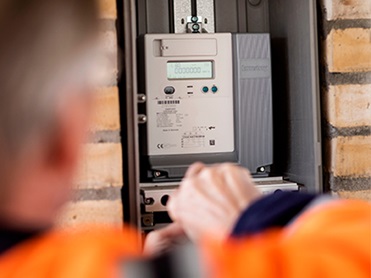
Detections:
[157, 100, 180, 105]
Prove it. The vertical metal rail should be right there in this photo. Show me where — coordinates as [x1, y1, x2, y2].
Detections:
[173, 0, 215, 33]
[196, 0, 215, 33]
[309, 0, 323, 193]
[117, 0, 141, 230]
[173, 0, 192, 33]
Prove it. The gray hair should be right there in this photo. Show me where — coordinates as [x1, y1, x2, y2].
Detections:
[0, 0, 99, 190]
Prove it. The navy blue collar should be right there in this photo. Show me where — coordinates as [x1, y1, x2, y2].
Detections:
[0, 226, 44, 255]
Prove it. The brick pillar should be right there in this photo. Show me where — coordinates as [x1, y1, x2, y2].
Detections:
[57, 0, 124, 227]
[319, 0, 371, 200]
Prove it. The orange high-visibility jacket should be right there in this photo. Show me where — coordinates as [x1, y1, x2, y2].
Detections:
[0, 200, 370, 278]
[206, 200, 371, 278]
[0, 227, 141, 278]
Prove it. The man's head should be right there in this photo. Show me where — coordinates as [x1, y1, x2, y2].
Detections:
[0, 0, 99, 229]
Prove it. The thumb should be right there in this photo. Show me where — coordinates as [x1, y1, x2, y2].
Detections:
[185, 162, 205, 178]
[167, 191, 178, 221]
[144, 223, 185, 256]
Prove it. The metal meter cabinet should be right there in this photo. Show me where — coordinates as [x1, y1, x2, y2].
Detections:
[117, 0, 322, 229]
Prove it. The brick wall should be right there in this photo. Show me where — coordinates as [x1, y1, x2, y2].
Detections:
[320, 0, 371, 200]
[57, 0, 123, 227]
[56, 0, 371, 228]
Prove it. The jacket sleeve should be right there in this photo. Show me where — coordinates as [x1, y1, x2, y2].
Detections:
[232, 191, 318, 237]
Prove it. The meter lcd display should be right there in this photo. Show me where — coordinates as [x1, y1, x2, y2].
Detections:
[167, 61, 213, 80]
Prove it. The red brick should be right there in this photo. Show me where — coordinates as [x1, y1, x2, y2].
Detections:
[326, 28, 371, 73]
[325, 84, 371, 128]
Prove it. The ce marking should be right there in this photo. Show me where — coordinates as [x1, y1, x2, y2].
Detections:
[157, 144, 165, 149]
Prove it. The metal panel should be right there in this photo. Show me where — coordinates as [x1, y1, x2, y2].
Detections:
[214, 0, 239, 32]
[233, 34, 273, 172]
[214, 0, 270, 33]
[122, 0, 323, 232]
[246, 0, 270, 32]
[146, 0, 171, 33]
[141, 177, 298, 212]
[117, 0, 141, 229]
[174, 0, 192, 33]
[136, 0, 147, 36]
[196, 0, 215, 33]
[269, 0, 322, 192]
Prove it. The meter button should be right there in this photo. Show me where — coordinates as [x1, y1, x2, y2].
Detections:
[211, 86, 218, 93]
[164, 86, 175, 95]
[202, 86, 209, 93]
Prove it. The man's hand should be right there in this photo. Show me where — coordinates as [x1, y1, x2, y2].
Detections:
[144, 163, 261, 255]
[143, 222, 186, 256]
[167, 163, 262, 241]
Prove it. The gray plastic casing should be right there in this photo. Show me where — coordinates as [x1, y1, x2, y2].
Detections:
[140, 33, 273, 180]
[233, 33, 273, 171]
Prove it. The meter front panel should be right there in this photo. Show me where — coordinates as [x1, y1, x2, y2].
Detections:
[144, 33, 235, 156]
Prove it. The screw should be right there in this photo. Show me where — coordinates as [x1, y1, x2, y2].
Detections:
[249, 0, 262, 6]
[192, 23, 200, 32]
[142, 216, 154, 227]
[191, 16, 198, 23]
[144, 197, 155, 205]
[137, 94, 146, 103]
[154, 171, 162, 178]
[138, 114, 147, 124]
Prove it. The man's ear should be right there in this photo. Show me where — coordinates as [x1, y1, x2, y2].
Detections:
[44, 93, 92, 178]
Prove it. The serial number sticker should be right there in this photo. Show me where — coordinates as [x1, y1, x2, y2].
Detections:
[157, 100, 180, 105]
[181, 134, 205, 148]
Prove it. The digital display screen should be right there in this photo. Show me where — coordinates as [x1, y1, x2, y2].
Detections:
[167, 61, 213, 80]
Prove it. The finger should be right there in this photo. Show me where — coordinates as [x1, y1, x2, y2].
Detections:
[185, 162, 205, 178]
[167, 191, 179, 221]
[143, 223, 185, 256]
[196, 167, 240, 213]
[143, 231, 167, 255]
[221, 164, 260, 209]
[234, 166, 260, 199]
[158, 222, 185, 238]
[179, 175, 233, 220]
